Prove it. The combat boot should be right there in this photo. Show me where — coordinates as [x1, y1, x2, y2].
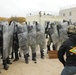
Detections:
[40, 50, 44, 59]
[24, 54, 29, 64]
[47, 45, 50, 53]
[52, 44, 56, 50]
[27, 53, 30, 57]
[13, 52, 19, 62]
[3, 59, 9, 70]
[13, 58, 19, 62]
[32, 53, 36, 61]
[7, 57, 12, 64]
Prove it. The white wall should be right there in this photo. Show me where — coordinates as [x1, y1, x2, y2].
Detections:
[26, 14, 64, 25]
[59, 7, 76, 23]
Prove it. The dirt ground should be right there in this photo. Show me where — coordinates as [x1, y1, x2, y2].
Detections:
[0, 49, 63, 75]
[0, 39, 63, 75]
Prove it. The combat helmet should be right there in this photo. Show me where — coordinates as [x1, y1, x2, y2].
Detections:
[67, 25, 76, 34]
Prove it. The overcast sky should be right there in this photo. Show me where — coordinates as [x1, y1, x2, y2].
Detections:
[0, 0, 76, 17]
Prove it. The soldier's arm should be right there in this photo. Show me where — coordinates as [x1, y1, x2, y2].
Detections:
[58, 41, 66, 66]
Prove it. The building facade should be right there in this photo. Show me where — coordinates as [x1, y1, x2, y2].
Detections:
[59, 6, 76, 23]
[26, 11, 64, 25]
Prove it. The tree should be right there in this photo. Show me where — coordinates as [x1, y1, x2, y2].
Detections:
[8, 16, 26, 23]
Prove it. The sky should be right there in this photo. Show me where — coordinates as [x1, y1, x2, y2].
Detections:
[0, 0, 76, 17]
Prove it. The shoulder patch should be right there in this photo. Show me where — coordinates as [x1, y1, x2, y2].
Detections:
[69, 47, 76, 54]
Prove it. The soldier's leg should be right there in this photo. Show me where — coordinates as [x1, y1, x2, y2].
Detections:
[11, 49, 14, 59]
[2, 49, 9, 70]
[23, 46, 29, 64]
[32, 52, 36, 62]
[3, 59, 9, 70]
[2, 50, 9, 70]
[52, 44, 56, 50]
[13, 54, 19, 61]
[46, 34, 48, 38]
[13, 52, 19, 61]
[0, 47, 3, 59]
[24, 53, 29, 64]
[47, 38, 51, 52]
[13, 46, 19, 62]
[7, 57, 12, 64]
[52, 43, 58, 50]
[11, 51, 14, 59]
[31, 45, 36, 62]
[40, 44, 44, 59]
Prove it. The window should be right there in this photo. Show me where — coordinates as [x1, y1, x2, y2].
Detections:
[69, 12, 71, 16]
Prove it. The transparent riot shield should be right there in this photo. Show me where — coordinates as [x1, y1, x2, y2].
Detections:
[59, 22, 68, 46]
[3, 22, 9, 59]
[28, 24, 37, 45]
[8, 21, 15, 54]
[36, 24, 46, 49]
[0, 24, 3, 56]
[51, 25, 59, 50]
[51, 25, 59, 44]
[18, 24, 29, 54]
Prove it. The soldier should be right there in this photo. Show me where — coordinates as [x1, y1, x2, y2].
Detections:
[8, 21, 14, 59]
[46, 23, 56, 52]
[1, 21, 12, 70]
[28, 24, 37, 63]
[18, 24, 29, 64]
[0, 24, 9, 70]
[13, 22, 19, 61]
[35, 22, 46, 59]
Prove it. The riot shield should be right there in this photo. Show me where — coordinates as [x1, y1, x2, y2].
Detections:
[28, 24, 37, 45]
[36, 24, 46, 49]
[8, 21, 15, 54]
[51, 25, 59, 45]
[59, 22, 68, 46]
[3, 22, 9, 59]
[18, 24, 29, 54]
[51, 24, 59, 50]
[0, 23, 3, 56]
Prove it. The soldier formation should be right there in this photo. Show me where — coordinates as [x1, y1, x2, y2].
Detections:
[0, 20, 71, 70]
